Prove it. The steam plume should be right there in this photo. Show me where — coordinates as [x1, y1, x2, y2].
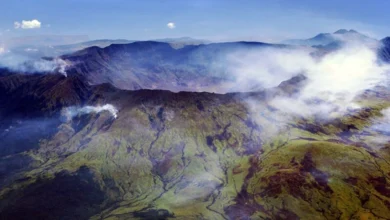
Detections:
[0, 48, 70, 76]
[62, 104, 118, 121]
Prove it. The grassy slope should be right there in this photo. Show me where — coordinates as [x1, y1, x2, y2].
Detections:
[1, 80, 390, 219]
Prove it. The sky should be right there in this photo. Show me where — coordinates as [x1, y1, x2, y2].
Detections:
[0, 0, 389, 43]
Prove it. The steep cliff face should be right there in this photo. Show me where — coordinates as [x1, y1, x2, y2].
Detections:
[1, 72, 390, 219]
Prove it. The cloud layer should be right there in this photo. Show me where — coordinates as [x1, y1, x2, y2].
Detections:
[14, 19, 41, 29]
[0, 51, 70, 76]
[226, 42, 389, 119]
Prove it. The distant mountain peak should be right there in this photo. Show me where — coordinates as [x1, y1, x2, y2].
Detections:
[381, 37, 390, 44]
[334, 29, 359, 34]
[282, 29, 373, 47]
[312, 33, 332, 39]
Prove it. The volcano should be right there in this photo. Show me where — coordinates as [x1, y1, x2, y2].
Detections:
[1, 35, 390, 220]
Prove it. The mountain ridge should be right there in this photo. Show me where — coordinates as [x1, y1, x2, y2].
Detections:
[282, 29, 375, 46]
[61, 40, 282, 92]
[1, 68, 390, 219]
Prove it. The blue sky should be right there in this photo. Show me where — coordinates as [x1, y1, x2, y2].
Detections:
[0, 0, 389, 42]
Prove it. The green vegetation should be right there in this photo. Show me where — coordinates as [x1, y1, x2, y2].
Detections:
[1, 81, 390, 219]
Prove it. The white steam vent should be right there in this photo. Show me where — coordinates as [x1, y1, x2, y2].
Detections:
[62, 104, 118, 121]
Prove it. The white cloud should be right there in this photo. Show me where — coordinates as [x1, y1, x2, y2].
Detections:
[14, 22, 21, 29]
[0, 53, 70, 77]
[371, 108, 390, 133]
[364, 107, 390, 145]
[167, 22, 176, 29]
[24, 48, 39, 52]
[62, 104, 119, 121]
[227, 42, 389, 119]
[14, 19, 41, 29]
